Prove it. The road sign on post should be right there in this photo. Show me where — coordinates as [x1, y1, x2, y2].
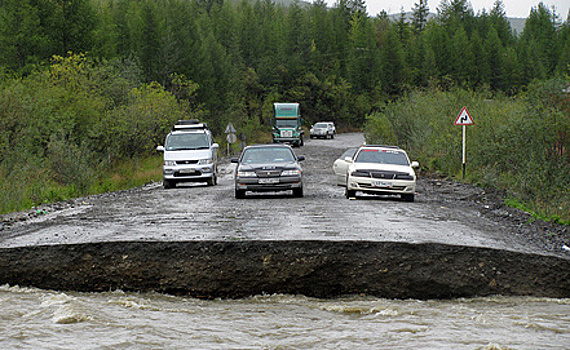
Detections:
[454, 107, 474, 179]
[225, 122, 237, 156]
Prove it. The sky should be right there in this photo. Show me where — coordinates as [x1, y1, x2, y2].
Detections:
[355, 0, 570, 19]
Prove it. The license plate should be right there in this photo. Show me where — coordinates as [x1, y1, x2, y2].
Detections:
[373, 181, 391, 188]
[281, 130, 293, 138]
[259, 178, 279, 184]
[179, 169, 197, 174]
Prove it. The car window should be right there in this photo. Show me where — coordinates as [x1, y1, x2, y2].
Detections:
[355, 149, 409, 166]
[340, 148, 357, 159]
[314, 123, 328, 128]
[241, 148, 296, 164]
[166, 133, 210, 150]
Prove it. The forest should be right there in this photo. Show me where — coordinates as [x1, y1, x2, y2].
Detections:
[0, 0, 568, 222]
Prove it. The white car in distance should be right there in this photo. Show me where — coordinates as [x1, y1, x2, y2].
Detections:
[344, 145, 419, 202]
[310, 122, 336, 139]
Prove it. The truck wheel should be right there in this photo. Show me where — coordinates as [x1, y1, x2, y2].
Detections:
[300, 136, 304, 147]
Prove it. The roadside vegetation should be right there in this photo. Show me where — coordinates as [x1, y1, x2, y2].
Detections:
[0, 0, 568, 222]
[364, 82, 570, 224]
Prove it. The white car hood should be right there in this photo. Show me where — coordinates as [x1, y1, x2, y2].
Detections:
[164, 149, 211, 161]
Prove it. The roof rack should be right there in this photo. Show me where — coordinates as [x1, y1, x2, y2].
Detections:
[172, 120, 208, 131]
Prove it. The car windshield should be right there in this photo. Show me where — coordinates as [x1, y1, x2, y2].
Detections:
[276, 119, 298, 128]
[241, 147, 296, 164]
[314, 123, 328, 128]
[355, 149, 409, 166]
[165, 133, 210, 150]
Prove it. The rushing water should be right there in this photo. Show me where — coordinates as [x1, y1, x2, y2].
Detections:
[1, 284, 569, 350]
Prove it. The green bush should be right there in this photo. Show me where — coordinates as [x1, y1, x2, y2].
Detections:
[0, 54, 196, 214]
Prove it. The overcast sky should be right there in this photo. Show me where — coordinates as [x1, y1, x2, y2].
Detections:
[355, 0, 570, 19]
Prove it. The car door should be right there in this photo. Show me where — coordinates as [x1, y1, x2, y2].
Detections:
[332, 148, 357, 186]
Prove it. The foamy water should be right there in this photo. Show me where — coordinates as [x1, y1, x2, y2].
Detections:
[1, 285, 568, 349]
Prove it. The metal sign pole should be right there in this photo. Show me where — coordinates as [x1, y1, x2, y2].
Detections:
[462, 125, 466, 179]
[454, 107, 474, 180]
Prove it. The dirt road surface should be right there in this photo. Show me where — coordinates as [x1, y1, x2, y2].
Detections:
[1, 133, 569, 299]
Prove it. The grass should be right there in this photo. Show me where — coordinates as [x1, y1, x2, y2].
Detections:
[0, 156, 163, 215]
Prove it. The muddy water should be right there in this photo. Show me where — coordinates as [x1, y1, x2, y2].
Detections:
[1, 285, 568, 349]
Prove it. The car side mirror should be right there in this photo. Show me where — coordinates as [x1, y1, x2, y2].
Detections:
[297, 155, 305, 161]
[156, 145, 165, 152]
[212, 143, 219, 148]
[231, 158, 239, 163]
[411, 161, 419, 168]
[344, 157, 353, 163]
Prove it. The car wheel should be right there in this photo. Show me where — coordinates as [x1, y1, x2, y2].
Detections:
[331, 134, 335, 139]
[207, 174, 217, 186]
[401, 193, 415, 202]
[235, 189, 246, 199]
[293, 187, 304, 198]
[345, 187, 356, 198]
[163, 179, 175, 189]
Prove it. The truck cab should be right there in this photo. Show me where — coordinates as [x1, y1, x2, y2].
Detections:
[156, 120, 219, 188]
[272, 103, 304, 147]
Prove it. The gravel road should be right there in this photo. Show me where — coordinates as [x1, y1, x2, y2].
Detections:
[1, 133, 569, 299]
[1, 133, 567, 257]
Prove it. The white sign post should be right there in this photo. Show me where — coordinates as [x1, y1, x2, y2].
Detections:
[454, 107, 474, 179]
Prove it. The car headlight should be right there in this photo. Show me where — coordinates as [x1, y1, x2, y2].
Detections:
[395, 173, 414, 180]
[164, 160, 177, 166]
[237, 171, 257, 177]
[281, 169, 301, 176]
[198, 159, 213, 165]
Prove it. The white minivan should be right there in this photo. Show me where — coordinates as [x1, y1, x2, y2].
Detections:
[156, 120, 219, 188]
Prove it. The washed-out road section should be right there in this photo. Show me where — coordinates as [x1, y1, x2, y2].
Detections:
[1, 133, 569, 299]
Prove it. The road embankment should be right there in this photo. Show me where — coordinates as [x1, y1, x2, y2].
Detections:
[1, 241, 568, 299]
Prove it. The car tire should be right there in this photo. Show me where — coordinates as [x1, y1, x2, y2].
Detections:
[163, 179, 175, 189]
[293, 187, 304, 198]
[235, 189, 246, 199]
[207, 174, 217, 186]
[401, 193, 415, 202]
[345, 187, 356, 198]
[331, 134, 335, 139]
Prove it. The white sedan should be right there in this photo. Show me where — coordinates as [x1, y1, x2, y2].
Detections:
[344, 145, 419, 202]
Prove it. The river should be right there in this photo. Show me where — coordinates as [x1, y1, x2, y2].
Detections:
[1, 285, 568, 349]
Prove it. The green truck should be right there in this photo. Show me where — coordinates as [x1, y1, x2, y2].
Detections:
[272, 103, 304, 147]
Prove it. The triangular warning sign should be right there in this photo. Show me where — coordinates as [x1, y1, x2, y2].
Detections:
[454, 107, 474, 125]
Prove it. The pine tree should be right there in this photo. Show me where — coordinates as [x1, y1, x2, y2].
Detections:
[412, 0, 429, 34]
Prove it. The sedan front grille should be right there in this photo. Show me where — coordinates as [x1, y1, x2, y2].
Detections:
[256, 170, 281, 178]
[351, 170, 413, 180]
